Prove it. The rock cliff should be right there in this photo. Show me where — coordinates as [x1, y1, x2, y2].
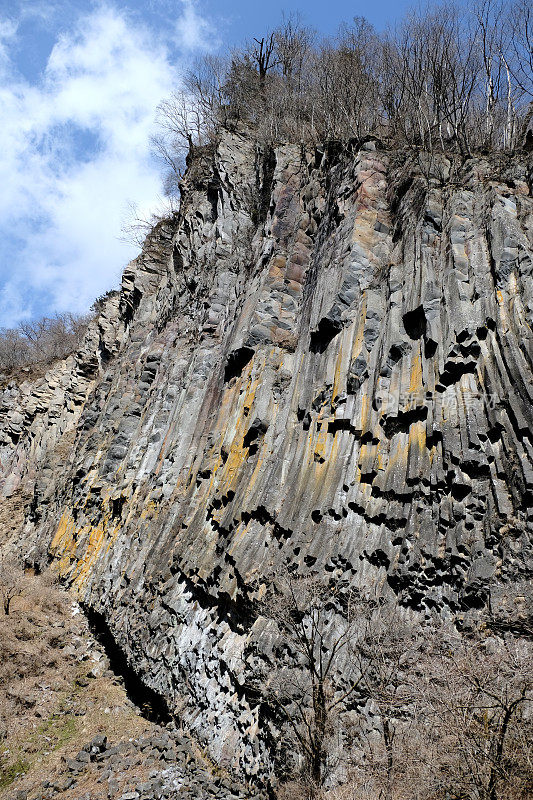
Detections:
[1, 132, 532, 785]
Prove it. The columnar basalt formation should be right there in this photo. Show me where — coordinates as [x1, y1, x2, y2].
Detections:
[1, 132, 532, 784]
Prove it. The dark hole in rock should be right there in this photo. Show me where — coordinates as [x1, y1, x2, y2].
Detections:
[243, 419, 268, 450]
[172, 244, 183, 273]
[402, 305, 427, 339]
[328, 418, 355, 435]
[426, 430, 443, 449]
[311, 510, 323, 523]
[460, 341, 480, 358]
[121, 287, 142, 327]
[389, 345, 404, 363]
[451, 482, 471, 502]
[360, 470, 377, 484]
[110, 496, 126, 520]
[437, 360, 477, 389]
[221, 490, 235, 507]
[207, 181, 219, 222]
[224, 347, 254, 382]
[257, 146, 277, 223]
[364, 549, 391, 570]
[360, 430, 378, 445]
[487, 425, 503, 443]
[460, 590, 487, 611]
[381, 405, 428, 438]
[98, 341, 113, 365]
[461, 460, 491, 479]
[424, 337, 438, 358]
[82, 605, 172, 726]
[310, 317, 343, 354]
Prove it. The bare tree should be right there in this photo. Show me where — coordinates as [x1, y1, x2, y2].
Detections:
[19, 313, 90, 363]
[120, 199, 179, 248]
[152, 3, 531, 163]
[0, 313, 90, 376]
[0, 329, 31, 373]
[415, 631, 533, 800]
[254, 575, 366, 796]
[0, 558, 27, 616]
[346, 596, 423, 800]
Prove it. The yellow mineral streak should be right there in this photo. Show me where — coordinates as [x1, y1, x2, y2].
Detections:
[51, 506, 120, 592]
[409, 420, 427, 451]
[140, 499, 159, 520]
[314, 423, 330, 464]
[352, 294, 367, 356]
[50, 511, 78, 575]
[375, 444, 383, 471]
[360, 392, 370, 433]
[408, 353, 423, 395]
[332, 343, 344, 402]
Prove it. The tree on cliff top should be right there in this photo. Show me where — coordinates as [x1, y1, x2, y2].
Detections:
[154, 1, 533, 196]
[0, 312, 90, 378]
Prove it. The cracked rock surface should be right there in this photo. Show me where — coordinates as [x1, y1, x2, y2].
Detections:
[1, 132, 532, 784]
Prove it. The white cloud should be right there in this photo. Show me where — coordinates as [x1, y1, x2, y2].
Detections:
[0, 1, 214, 327]
[175, 0, 217, 51]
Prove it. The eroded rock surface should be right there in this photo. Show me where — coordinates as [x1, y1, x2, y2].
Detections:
[1, 133, 532, 785]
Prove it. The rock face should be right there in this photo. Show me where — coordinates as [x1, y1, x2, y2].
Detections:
[1, 132, 532, 785]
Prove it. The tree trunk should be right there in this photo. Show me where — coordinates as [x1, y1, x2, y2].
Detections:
[383, 717, 394, 800]
[310, 681, 327, 794]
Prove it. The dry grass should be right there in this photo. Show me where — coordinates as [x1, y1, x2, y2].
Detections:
[0, 574, 152, 798]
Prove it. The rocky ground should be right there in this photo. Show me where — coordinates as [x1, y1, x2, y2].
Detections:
[0, 578, 257, 800]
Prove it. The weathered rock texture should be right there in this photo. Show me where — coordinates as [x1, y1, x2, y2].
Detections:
[1, 132, 532, 785]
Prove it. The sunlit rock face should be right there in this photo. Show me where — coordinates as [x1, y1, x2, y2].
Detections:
[1, 132, 532, 782]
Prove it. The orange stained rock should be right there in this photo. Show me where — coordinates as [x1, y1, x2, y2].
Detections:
[359, 392, 370, 431]
[50, 510, 78, 576]
[332, 343, 344, 403]
[314, 422, 330, 464]
[268, 256, 286, 279]
[409, 419, 427, 452]
[388, 435, 409, 467]
[351, 295, 367, 359]
[408, 353, 423, 394]
[51, 508, 119, 592]
[140, 499, 160, 520]
[212, 371, 261, 502]
[71, 523, 107, 589]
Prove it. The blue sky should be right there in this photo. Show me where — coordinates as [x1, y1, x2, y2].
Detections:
[0, 0, 415, 327]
